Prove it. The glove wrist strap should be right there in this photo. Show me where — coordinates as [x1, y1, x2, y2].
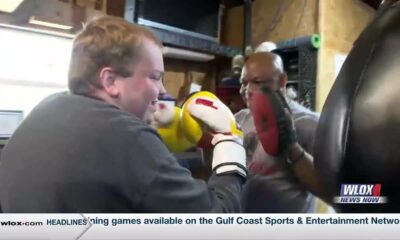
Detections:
[212, 134, 247, 178]
[211, 134, 243, 146]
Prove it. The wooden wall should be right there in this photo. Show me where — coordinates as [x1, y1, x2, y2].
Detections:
[221, 5, 244, 49]
[242, 0, 375, 111]
[316, 0, 375, 111]
[163, 57, 230, 103]
[252, 0, 318, 47]
[222, 0, 319, 49]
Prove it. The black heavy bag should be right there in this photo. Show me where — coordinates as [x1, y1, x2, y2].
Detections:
[314, 1, 400, 212]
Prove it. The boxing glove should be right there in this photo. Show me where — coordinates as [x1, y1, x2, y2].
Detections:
[250, 86, 297, 157]
[181, 92, 243, 145]
[152, 102, 194, 153]
[181, 91, 247, 178]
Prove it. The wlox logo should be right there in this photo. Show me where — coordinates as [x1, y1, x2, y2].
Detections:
[0, 220, 43, 226]
[333, 184, 387, 204]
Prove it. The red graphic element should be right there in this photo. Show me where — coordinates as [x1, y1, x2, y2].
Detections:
[372, 184, 381, 196]
[159, 103, 166, 110]
[195, 98, 218, 110]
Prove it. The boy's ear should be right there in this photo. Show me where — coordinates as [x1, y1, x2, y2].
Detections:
[99, 67, 120, 97]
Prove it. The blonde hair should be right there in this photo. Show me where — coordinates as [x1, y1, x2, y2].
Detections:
[68, 16, 162, 94]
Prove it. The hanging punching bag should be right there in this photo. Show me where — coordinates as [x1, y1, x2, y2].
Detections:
[314, 0, 400, 212]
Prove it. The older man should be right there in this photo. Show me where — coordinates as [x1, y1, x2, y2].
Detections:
[235, 52, 325, 212]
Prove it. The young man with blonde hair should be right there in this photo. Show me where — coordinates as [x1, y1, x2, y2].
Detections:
[0, 16, 247, 213]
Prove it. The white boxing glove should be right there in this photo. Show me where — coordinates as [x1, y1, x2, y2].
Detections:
[181, 91, 247, 178]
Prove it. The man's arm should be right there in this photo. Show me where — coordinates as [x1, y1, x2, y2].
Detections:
[288, 143, 331, 204]
[291, 114, 331, 203]
[130, 92, 248, 212]
[133, 129, 244, 213]
[294, 115, 319, 155]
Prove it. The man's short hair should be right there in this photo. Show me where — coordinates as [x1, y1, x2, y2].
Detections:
[68, 16, 162, 95]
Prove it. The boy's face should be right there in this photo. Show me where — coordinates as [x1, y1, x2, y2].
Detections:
[116, 38, 166, 122]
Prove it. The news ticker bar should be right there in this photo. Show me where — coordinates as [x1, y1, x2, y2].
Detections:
[0, 214, 400, 239]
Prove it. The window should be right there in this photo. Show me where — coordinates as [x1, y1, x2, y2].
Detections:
[0, 27, 72, 116]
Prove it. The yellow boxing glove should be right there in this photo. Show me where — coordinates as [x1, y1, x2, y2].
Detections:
[152, 102, 194, 153]
[181, 91, 243, 146]
[180, 91, 247, 178]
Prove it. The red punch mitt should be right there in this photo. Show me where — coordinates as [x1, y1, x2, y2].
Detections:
[250, 86, 297, 156]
